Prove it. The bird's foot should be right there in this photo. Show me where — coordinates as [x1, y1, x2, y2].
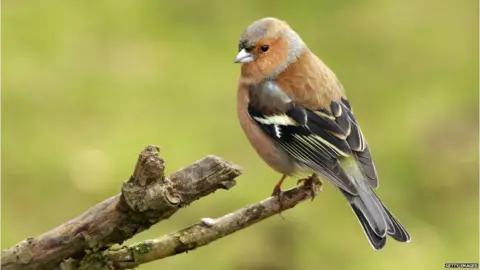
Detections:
[297, 174, 322, 201]
[271, 185, 284, 216]
[271, 177, 286, 220]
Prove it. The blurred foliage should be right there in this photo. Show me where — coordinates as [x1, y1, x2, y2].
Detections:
[2, 1, 478, 269]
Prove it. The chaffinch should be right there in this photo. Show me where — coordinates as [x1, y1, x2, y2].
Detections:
[234, 17, 410, 250]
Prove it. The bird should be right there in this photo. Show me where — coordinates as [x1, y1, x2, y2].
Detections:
[234, 17, 411, 250]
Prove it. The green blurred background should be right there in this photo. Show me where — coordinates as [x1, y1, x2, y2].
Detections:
[2, 1, 478, 269]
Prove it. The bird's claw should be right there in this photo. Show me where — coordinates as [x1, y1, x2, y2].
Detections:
[297, 174, 322, 201]
[271, 185, 282, 197]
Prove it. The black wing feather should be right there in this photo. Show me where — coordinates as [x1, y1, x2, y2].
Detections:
[248, 96, 379, 192]
[248, 104, 359, 195]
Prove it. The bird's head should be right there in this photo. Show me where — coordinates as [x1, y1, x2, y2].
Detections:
[234, 17, 306, 81]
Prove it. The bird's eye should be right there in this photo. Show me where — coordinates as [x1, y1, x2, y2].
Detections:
[260, 45, 269, 52]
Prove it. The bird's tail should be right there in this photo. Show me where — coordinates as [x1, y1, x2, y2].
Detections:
[340, 187, 411, 250]
[339, 158, 411, 250]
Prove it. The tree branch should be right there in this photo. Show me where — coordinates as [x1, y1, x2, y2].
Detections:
[64, 183, 321, 269]
[1, 145, 241, 270]
[1, 145, 322, 270]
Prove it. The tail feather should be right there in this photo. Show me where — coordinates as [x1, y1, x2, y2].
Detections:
[380, 200, 411, 242]
[350, 202, 387, 250]
[341, 189, 411, 250]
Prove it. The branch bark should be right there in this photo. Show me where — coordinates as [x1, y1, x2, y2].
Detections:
[1, 145, 241, 270]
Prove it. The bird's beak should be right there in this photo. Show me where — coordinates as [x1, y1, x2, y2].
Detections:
[234, 49, 255, 63]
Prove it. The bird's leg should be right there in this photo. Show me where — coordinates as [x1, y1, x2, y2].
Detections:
[271, 174, 287, 197]
[271, 175, 287, 214]
[297, 173, 322, 201]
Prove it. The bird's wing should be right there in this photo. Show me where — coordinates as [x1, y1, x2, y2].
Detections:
[248, 86, 378, 194]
